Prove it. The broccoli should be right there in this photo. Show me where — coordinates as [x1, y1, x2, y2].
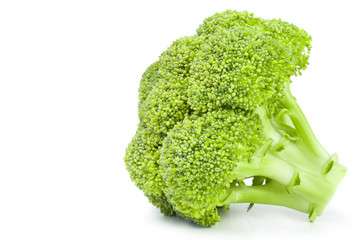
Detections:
[124, 10, 346, 227]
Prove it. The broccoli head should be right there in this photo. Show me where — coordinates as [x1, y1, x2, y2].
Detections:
[124, 10, 346, 227]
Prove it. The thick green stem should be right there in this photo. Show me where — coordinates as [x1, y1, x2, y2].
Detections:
[282, 83, 329, 159]
[222, 180, 311, 214]
[229, 149, 346, 218]
[222, 84, 346, 221]
[223, 156, 346, 220]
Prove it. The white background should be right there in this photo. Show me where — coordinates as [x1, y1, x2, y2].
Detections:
[1, 0, 360, 239]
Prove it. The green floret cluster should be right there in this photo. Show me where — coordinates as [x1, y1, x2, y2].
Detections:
[124, 10, 346, 227]
[160, 109, 263, 225]
[124, 125, 175, 216]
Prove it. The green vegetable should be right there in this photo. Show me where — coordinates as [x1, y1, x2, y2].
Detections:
[124, 10, 346, 227]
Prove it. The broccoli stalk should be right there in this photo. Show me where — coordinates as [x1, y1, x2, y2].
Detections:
[220, 83, 346, 221]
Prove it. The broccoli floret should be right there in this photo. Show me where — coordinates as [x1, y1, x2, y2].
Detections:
[124, 10, 346, 227]
[159, 109, 263, 226]
[124, 125, 175, 215]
